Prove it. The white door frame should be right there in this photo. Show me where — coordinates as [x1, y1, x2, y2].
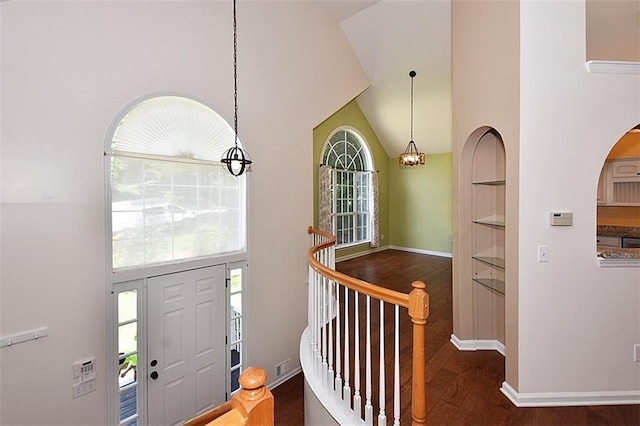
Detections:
[107, 254, 248, 426]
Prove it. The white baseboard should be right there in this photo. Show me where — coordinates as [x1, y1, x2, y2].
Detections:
[267, 365, 302, 390]
[450, 333, 505, 356]
[586, 60, 640, 75]
[336, 245, 389, 262]
[500, 381, 640, 407]
[336, 245, 453, 263]
[388, 245, 453, 258]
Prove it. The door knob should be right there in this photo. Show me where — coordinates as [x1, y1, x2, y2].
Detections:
[150, 371, 159, 380]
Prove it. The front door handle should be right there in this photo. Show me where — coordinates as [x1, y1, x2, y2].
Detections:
[150, 371, 159, 380]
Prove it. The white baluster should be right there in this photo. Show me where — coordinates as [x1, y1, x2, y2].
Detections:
[393, 305, 400, 426]
[353, 291, 362, 420]
[316, 261, 322, 373]
[343, 287, 351, 411]
[364, 295, 373, 425]
[322, 273, 328, 385]
[335, 281, 342, 400]
[327, 276, 334, 389]
[378, 300, 386, 425]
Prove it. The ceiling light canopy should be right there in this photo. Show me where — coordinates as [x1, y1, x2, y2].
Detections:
[399, 70, 425, 167]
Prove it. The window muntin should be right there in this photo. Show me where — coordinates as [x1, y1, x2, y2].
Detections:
[322, 129, 373, 247]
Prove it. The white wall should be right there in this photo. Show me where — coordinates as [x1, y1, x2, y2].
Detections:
[0, 1, 368, 424]
[519, 0, 640, 395]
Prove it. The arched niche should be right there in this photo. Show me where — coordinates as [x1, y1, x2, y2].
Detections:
[456, 126, 506, 351]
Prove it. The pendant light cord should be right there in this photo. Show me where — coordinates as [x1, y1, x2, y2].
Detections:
[409, 70, 415, 142]
[233, 0, 239, 148]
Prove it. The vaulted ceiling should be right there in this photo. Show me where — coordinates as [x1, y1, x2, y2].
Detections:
[312, 0, 453, 157]
[312, 0, 640, 158]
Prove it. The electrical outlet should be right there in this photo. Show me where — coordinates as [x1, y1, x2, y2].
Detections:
[72, 378, 96, 398]
[634, 344, 640, 362]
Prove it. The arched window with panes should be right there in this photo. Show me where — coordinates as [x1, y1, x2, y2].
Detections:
[320, 127, 378, 247]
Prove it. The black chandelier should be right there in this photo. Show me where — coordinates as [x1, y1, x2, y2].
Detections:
[399, 70, 425, 167]
[221, 0, 252, 176]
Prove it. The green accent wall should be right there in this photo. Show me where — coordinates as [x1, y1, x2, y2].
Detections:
[389, 152, 453, 254]
[313, 99, 453, 258]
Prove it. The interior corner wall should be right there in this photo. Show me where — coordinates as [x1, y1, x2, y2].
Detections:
[451, 0, 521, 390]
[518, 0, 640, 396]
[0, 4, 3, 420]
[388, 153, 453, 255]
[0, 2, 368, 424]
[312, 100, 390, 258]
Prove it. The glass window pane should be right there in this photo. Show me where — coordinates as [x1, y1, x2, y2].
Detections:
[230, 342, 242, 393]
[231, 293, 242, 316]
[230, 268, 242, 292]
[118, 291, 137, 323]
[112, 156, 245, 269]
[119, 383, 138, 421]
[230, 316, 242, 343]
[118, 323, 137, 355]
[118, 352, 138, 386]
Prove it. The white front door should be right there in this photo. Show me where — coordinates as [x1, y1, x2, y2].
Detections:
[147, 265, 226, 426]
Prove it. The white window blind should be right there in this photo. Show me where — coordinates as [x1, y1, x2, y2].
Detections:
[108, 96, 246, 270]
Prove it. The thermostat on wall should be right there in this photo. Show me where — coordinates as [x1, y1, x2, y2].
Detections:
[550, 212, 573, 226]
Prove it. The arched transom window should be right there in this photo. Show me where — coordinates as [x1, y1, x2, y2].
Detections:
[321, 128, 377, 247]
[107, 95, 247, 270]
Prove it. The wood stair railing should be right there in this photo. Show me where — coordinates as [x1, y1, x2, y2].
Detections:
[306, 226, 430, 425]
[184, 367, 274, 426]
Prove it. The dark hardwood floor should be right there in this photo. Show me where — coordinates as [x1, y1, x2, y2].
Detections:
[273, 250, 640, 425]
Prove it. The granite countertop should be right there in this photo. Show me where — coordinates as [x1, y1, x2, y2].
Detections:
[597, 246, 640, 259]
[597, 226, 640, 239]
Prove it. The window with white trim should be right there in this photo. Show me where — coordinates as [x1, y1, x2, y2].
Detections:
[107, 96, 246, 270]
[106, 95, 248, 425]
[322, 128, 374, 247]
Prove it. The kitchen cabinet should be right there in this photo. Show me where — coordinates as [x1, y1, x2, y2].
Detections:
[598, 157, 640, 206]
[597, 165, 607, 205]
[610, 159, 640, 178]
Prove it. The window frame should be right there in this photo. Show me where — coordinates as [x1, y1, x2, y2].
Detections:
[321, 127, 374, 248]
[104, 94, 250, 425]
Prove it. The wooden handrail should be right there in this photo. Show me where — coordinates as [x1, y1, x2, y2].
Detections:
[307, 226, 429, 426]
[184, 367, 274, 426]
[307, 226, 410, 308]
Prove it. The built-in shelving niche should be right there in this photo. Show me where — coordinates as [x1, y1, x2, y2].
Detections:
[471, 131, 506, 344]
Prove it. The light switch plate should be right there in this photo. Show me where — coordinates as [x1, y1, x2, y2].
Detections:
[537, 245, 549, 262]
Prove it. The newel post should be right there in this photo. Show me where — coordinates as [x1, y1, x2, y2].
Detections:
[408, 281, 429, 426]
[233, 367, 274, 425]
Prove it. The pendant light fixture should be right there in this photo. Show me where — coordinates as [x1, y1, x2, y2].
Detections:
[221, 0, 252, 176]
[399, 70, 425, 167]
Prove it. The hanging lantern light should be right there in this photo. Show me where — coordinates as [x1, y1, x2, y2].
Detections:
[399, 70, 425, 167]
[221, 0, 252, 176]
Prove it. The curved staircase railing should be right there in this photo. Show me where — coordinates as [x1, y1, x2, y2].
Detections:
[304, 226, 430, 425]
